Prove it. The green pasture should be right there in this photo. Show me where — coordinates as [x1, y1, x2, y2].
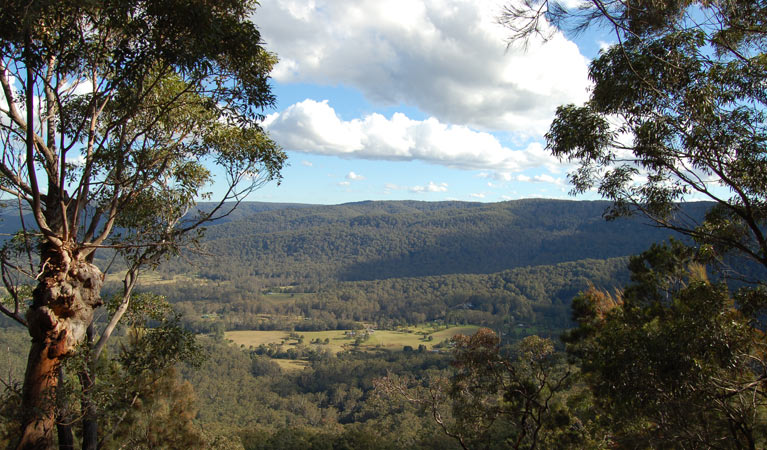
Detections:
[272, 359, 310, 372]
[226, 325, 481, 355]
[105, 270, 207, 287]
[223, 323, 483, 374]
[226, 330, 290, 347]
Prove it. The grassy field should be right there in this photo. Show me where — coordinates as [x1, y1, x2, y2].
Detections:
[105, 270, 194, 285]
[227, 330, 291, 347]
[272, 359, 310, 372]
[226, 325, 480, 353]
[225, 325, 482, 372]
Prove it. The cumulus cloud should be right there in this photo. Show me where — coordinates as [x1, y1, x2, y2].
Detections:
[410, 182, 449, 193]
[529, 173, 564, 184]
[264, 99, 566, 173]
[301, 160, 314, 166]
[477, 171, 566, 185]
[598, 40, 615, 52]
[383, 181, 448, 194]
[346, 171, 365, 181]
[255, 0, 590, 133]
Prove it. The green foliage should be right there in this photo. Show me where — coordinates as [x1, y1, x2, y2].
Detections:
[181, 336, 455, 448]
[501, 3, 767, 444]
[0, 328, 25, 448]
[0, 0, 286, 262]
[117, 315, 202, 377]
[0, 380, 22, 449]
[526, 0, 767, 271]
[64, 300, 208, 447]
[377, 329, 597, 449]
[103, 367, 210, 450]
[0, 294, 211, 448]
[565, 243, 767, 448]
[1, 0, 284, 444]
[174, 199, 679, 284]
[127, 199, 663, 335]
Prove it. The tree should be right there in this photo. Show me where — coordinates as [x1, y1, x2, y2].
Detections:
[92, 298, 207, 450]
[564, 242, 767, 448]
[501, 0, 767, 275]
[501, 4, 767, 443]
[0, 0, 285, 447]
[376, 329, 586, 450]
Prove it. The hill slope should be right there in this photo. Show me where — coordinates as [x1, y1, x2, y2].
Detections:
[175, 199, 704, 283]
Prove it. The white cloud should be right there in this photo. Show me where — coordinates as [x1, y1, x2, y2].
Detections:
[480, 172, 566, 185]
[346, 171, 365, 181]
[338, 181, 351, 186]
[255, 0, 590, 133]
[264, 99, 566, 174]
[598, 40, 615, 52]
[530, 173, 564, 185]
[410, 181, 448, 193]
[301, 160, 314, 166]
[557, 0, 589, 9]
[470, 193, 486, 198]
[385, 181, 448, 193]
[69, 154, 87, 167]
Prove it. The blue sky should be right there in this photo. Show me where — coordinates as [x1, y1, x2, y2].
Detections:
[244, 0, 611, 205]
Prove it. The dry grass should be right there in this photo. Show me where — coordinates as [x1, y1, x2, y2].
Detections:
[226, 325, 481, 354]
[272, 359, 311, 372]
[226, 330, 290, 347]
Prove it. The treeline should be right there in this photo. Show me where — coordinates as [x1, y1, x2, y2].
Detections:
[296, 257, 629, 330]
[180, 336, 459, 449]
[119, 256, 629, 334]
[159, 199, 699, 283]
[0, 317, 459, 449]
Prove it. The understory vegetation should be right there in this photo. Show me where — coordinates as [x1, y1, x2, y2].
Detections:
[3, 0, 767, 448]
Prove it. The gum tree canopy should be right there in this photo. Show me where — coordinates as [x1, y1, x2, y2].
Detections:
[502, 0, 767, 272]
[0, 0, 284, 447]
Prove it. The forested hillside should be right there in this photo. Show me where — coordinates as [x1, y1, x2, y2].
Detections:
[124, 199, 694, 335]
[4, 0, 767, 447]
[162, 198, 699, 283]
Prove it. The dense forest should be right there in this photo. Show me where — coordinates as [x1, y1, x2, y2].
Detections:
[3, 0, 767, 448]
[166, 199, 690, 282]
[111, 199, 671, 335]
[0, 198, 737, 448]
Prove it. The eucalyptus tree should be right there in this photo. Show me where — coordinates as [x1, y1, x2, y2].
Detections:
[501, 0, 767, 274]
[500, 1, 767, 446]
[376, 330, 582, 450]
[564, 243, 767, 448]
[0, 0, 285, 447]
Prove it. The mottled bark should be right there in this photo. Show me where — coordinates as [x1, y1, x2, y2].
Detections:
[17, 247, 103, 450]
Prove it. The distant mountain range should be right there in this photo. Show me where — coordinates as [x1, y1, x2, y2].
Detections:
[0, 199, 726, 332]
[172, 198, 710, 283]
[0, 199, 714, 285]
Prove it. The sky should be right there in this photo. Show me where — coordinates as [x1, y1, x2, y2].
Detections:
[245, 0, 612, 205]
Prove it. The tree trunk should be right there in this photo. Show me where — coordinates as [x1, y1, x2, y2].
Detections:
[56, 367, 75, 450]
[80, 325, 98, 450]
[17, 247, 103, 450]
[80, 399, 98, 450]
[56, 423, 74, 450]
